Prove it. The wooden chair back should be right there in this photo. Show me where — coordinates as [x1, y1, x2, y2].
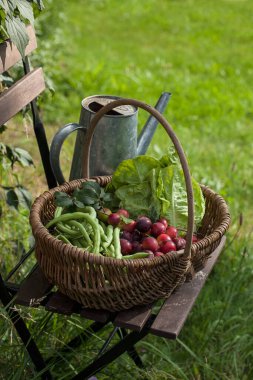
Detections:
[0, 25, 57, 188]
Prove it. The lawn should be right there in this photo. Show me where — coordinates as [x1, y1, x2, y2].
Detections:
[38, 0, 253, 229]
[1, 0, 253, 379]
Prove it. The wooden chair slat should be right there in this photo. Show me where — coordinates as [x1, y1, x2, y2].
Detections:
[45, 291, 80, 315]
[0, 25, 36, 74]
[0, 67, 45, 126]
[113, 303, 153, 331]
[15, 266, 53, 307]
[80, 308, 112, 324]
[150, 236, 226, 339]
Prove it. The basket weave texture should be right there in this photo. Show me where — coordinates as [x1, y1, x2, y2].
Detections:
[30, 176, 230, 311]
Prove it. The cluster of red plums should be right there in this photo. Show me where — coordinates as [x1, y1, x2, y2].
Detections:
[106, 209, 198, 257]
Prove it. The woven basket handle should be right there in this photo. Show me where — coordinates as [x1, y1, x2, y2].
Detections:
[82, 98, 194, 260]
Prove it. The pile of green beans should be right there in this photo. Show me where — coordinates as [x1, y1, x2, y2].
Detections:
[46, 206, 149, 260]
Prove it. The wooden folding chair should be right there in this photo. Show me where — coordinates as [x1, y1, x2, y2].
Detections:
[0, 26, 227, 380]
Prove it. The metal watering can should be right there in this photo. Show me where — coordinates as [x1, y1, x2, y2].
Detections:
[50, 93, 171, 184]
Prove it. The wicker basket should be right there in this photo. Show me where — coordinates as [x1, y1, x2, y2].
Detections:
[30, 98, 230, 311]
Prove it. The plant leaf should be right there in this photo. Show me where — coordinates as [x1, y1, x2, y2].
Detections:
[92, 202, 100, 210]
[73, 199, 85, 208]
[0, 125, 7, 134]
[79, 195, 96, 205]
[157, 164, 205, 229]
[111, 155, 160, 188]
[102, 192, 113, 202]
[5, 15, 29, 58]
[119, 215, 133, 224]
[14, 147, 34, 167]
[33, 0, 44, 10]
[74, 187, 99, 202]
[0, 73, 14, 86]
[6, 188, 19, 209]
[15, 186, 32, 209]
[6, 0, 17, 13]
[16, 0, 34, 25]
[80, 181, 101, 196]
[110, 151, 205, 228]
[115, 182, 153, 218]
[0, 0, 9, 12]
[5, 186, 32, 209]
[54, 191, 73, 207]
[35, 0, 45, 11]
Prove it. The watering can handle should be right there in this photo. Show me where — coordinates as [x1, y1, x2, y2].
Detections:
[50, 123, 84, 184]
[82, 98, 194, 260]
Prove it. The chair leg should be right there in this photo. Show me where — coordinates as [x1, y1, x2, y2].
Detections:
[94, 326, 144, 369]
[95, 325, 119, 359]
[71, 315, 155, 380]
[118, 328, 144, 369]
[0, 276, 52, 379]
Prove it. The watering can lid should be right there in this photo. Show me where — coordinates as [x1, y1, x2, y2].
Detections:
[82, 95, 137, 116]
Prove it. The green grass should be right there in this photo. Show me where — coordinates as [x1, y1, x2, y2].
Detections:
[1, 0, 253, 379]
[37, 0, 253, 227]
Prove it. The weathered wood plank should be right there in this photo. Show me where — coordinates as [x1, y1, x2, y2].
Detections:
[45, 291, 80, 315]
[0, 25, 37, 74]
[0, 67, 45, 125]
[150, 236, 226, 339]
[113, 303, 153, 331]
[15, 266, 53, 307]
[80, 308, 112, 324]
[45, 293, 112, 322]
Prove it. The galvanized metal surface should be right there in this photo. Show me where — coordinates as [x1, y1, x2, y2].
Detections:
[72, 94, 138, 179]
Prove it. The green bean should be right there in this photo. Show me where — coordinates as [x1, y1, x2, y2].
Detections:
[81, 220, 93, 236]
[99, 220, 107, 231]
[56, 234, 71, 245]
[68, 220, 92, 246]
[46, 212, 101, 254]
[98, 223, 108, 242]
[54, 206, 63, 218]
[103, 248, 110, 257]
[101, 225, 113, 249]
[71, 237, 91, 250]
[79, 206, 96, 218]
[106, 243, 115, 258]
[56, 222, 83, 238]
[123, 252, 150, 260]
[113, 227, 122, 259]
[71, 238, 83, 248]
[98, 221, 109, 241]
[46, 212, 95, 228]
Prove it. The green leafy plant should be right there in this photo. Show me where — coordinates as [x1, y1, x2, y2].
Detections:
[54, 181, 119, 213]
[0, 138, 34, 209]
[0, 0, 44, 57]
[110, 149, 205, 229]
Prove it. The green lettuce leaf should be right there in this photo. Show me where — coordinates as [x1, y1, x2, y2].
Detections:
[115, 182, 152, 218]
[111, 155, 160, 187]
[109, 149, 205, 230]
[157, 165, 205, 229]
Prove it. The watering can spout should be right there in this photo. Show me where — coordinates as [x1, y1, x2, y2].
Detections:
[137, 92, 171, 155]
